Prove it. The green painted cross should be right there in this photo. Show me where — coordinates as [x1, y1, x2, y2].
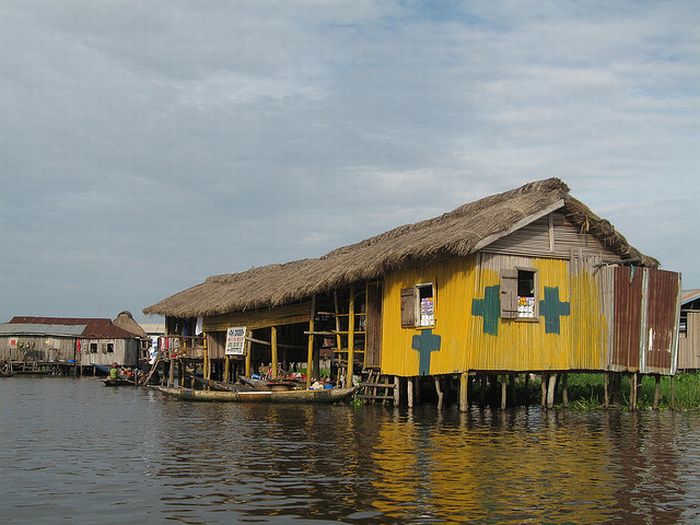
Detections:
[411, 329, 441, 376]
[539, 286, 570, 334]
[471, 285, 501, 336]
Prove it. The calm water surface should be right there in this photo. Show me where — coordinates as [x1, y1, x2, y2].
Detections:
[1, 377, 699, 524]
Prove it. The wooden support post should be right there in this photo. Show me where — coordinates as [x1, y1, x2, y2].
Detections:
[306, 295, 316, 388]
[604, 373, 609, 409]
[540, 373, 547, 407]
[394, 376, 401, 406]
[168, 359, 175, 387]
[509, 374, 516, 407]
[203, 334, 209, 381]
[459, 372, 469, 412]
[630, 373, 638, 411]
[501, 376, 507, 409]
[178, 361, 184, 387]
[407, 377, 414, 408]
[244, 339, 251, 378]
[271, 326, 278, 380]
[562, 373, 569, 408]
[479, 374, 487, 405]
[414, 376, 422, 404]
[671, 375, 676, 410]
[653, 375, 661, 410]
[224, 356, 230, 384]
[346, 287, 355, 389]
[435, 376, 444, 410]
[546, 373, 557, 409]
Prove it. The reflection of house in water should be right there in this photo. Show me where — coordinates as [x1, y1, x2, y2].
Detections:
[144, 179, 681, 409]
[0, 312, 147, 372]
[678, 290, 700, 370]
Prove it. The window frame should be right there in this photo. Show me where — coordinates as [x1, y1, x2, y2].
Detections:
[401, 282, 437, 329]
[500, 267, 540, 322]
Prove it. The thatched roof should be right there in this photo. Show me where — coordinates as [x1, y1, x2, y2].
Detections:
[113, 311, 148, 339]
[144, 178, 657, 318]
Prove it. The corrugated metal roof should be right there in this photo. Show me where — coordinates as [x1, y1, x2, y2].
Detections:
[682, 289, 700, 306]
[0, 323, 86, 337]
[5, 316, 140, 339]
[140, 323, 165, 334]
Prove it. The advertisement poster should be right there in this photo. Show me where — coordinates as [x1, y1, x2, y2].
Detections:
[225, 327, 247, 356]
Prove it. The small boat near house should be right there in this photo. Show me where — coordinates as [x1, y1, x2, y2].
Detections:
[150, 384, 358, 403]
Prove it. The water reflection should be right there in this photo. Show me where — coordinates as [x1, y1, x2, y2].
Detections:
[1, 378, 699, 524]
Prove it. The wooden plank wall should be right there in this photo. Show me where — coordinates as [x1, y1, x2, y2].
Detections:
[679, 312, 700, 370]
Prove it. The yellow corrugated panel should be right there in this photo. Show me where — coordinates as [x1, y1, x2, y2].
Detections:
[381, 254, 610, 375]
[380, 257, 476, 376]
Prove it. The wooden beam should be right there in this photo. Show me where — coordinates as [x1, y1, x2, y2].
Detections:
[346, 287, 355, 388]
[306, 295, 316, 387]
[223, 355, 230, 384]
[394, 376, 400, 406]
[562, 373, 569, 408]
[435, 376, 444, 410]
[501, 376, 507, 409]
[271, 326, 278, 379]
[244, 339, 251, 378]
[546, 373, 557, 409]
[407, 376, 414, 408]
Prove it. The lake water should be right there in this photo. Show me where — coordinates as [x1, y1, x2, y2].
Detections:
[1, 377, 699, 524]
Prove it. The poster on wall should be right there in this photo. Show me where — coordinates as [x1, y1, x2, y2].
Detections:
[225, 327, 247, 356]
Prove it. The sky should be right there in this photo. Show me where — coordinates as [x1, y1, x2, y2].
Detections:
[1, 0, 698, 323]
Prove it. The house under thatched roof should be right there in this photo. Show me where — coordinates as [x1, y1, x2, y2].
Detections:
[144, 178, 657, 318]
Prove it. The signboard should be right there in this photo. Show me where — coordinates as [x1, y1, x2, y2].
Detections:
[225, 326, 247, 356]
[9, 338, 17, 348]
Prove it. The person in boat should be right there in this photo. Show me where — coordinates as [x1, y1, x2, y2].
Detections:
[109, 362, 119, 380]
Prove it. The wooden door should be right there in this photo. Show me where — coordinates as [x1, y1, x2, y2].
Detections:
[364, 282, 383, 369]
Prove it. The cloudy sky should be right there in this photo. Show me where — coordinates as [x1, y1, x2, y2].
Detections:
[1, 1, 698, 322]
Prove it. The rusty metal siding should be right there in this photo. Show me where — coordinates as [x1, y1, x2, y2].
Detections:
[642, 269, 681, 374]
[611, 266, 643, 372]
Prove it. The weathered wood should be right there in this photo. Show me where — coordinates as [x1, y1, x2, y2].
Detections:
[407, 376, 414, 408]
[168, 359, 175, 387]
[435, 376, 444, 410]
[459, 372, 469, 412]
[653, 375, 661, 410]
[630, 373, 638, 410]
[540, 373, 547, 407]
[394, 376, 400, 406]
[604, 373, 609, 408]
[671, 375, 676, 410]
[244, 339, 251, 378]
[223, 356, 230, 384]
[271, 326, 278, 380]
[244, 335, 304, 349]
[509, 373, 516, 406]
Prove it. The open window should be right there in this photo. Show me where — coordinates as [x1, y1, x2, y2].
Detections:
[401, 283, 436, 328]
[501, 268, 538, 320]
[89, 342, 98, 354]
[106, 342, 114, 353]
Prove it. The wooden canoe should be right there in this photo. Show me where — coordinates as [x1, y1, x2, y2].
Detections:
[103, 377, 135, 387]
[150, 385, 358, 403]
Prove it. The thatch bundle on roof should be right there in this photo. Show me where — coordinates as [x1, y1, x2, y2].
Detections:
[144, 178, 656, 318]
[113, 311, 148, 339]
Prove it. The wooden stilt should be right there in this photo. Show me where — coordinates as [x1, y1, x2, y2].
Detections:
[224, 356, 230, 384]
[271, 326, 278, 379]
[500, 376, 506, 409]
[244, 339, 251, 378]
[459, 372, 469, 412]
[509, 374, 516, 407]
[306, 295, 316, 387]
[671, 375, 676, 410]
[653, 375, 661, 410]
[414, 376, 421, 404]
[407, 377, 414, 408]
[524, 374, 530, 404]
[604, 373, 609, 409]
[178, 360, 184, 387]
[435, 376, 444, 410]
[346, 287, 355, 388]
[479, 374, 487, 405]
[546, 373, 557, 409]
[540, 373, 547, 407]
[562, 373, 569, 408]
[168, 359, 175, 387]
[394, 376, 401, 406]
[630, 373, 638, 410]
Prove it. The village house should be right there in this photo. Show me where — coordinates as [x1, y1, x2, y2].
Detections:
[678, 290, 700, 370]
[0, 312, 147, 373]
[144, 179, 681, 409]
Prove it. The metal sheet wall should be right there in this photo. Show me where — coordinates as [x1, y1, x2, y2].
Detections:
[642, 269, 680, 374]
[678, 312, 700, 370]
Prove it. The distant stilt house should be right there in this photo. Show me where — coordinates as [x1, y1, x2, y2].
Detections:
[0, 313, 147, 369]
[144, 179, 681, 407]
[678, 290, 700, 370]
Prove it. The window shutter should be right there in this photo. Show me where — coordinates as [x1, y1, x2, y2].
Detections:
[500, 269, 518, 319]
[400, 287, 417, 328]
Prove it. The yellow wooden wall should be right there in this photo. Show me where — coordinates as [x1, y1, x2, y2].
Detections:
[380, 253, 610, 376]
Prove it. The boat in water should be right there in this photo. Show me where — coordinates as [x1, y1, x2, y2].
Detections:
[150, 385, 358, 403]
[102, 377, 135, 387]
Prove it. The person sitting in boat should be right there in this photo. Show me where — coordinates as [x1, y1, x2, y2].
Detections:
[109, 362, 119, 380]
[309, 378, 324, 390]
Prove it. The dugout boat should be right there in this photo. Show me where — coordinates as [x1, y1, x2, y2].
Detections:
[150, 385, 358, 403]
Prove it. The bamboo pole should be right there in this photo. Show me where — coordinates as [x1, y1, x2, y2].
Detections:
[459, 372, 469, 412]
[306, 295, 316, 388]
[346, 287, 355, 388]
[271, 326, 278, 380]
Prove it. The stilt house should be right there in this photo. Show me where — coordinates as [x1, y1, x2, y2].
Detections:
[678, 290, 700, 370]
[144, 179, 681, 397]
